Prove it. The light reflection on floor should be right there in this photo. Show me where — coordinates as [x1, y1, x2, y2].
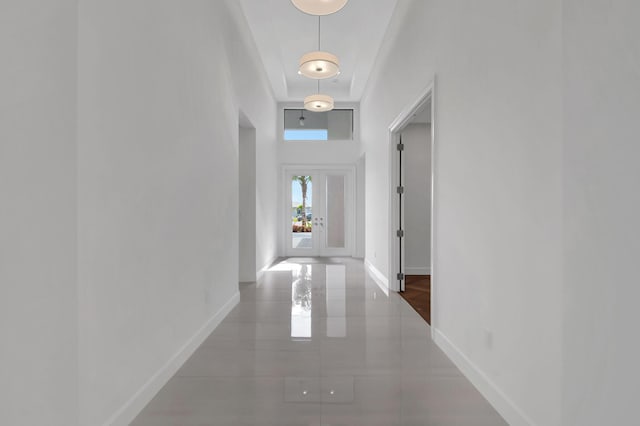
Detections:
[291, 264, 312, 339]
[325, 264, 346, 338]
[133, 257, 508, 426]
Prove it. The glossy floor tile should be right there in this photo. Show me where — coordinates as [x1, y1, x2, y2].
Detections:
[132, 258, 506, 426]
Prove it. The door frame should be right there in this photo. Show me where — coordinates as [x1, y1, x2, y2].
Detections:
[388, 79, 436, 319]
[282, 164, 356, 257]
[238, 120, 257, 283]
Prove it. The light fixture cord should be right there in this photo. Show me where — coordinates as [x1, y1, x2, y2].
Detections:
[318, 16, 321, 51]
[317, 79, 320, 94]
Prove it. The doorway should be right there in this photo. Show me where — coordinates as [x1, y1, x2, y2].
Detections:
[284, 166, 355, 257]
[389, 84, 434, 324]
[238, 117, 257, 283]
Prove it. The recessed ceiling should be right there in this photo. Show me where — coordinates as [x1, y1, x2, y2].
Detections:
[239, 0, 399, 102]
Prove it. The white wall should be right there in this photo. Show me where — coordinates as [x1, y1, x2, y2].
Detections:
[77, 1, 277, 424]
[0, 2, 78, 425]
[280, 140, 361, 166]
[239, 126, 257, 282]
[361, 1, 562, 425]
[402, 123, 431, 274]
[355, 154, 366, 258]
[563, 1, 640, 424]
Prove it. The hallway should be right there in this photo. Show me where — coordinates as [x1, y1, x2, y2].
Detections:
[132, 258, 505, 425]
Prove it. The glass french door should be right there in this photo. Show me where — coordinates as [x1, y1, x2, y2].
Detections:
[285, 167, 354, 257]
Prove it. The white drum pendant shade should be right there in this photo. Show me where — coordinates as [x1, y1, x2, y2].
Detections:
[291, 0, 349, 16]
[298, 51, 340, 79]
[304, 94, 334, 112]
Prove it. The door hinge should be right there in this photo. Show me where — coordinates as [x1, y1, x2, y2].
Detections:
[396, 186, 404, 194]
[397, 143, 404, 151]
[397, 273, 404, 281]
[396, 229, 404, 238]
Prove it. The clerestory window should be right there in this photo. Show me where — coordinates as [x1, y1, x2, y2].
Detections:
[283, 109, 354, 141]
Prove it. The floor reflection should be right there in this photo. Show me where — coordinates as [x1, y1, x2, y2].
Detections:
[291, 264, 312, 340]
[133, 258, 508, 426]
[326, 264, 346, 337]
[284, 376, 354, 403]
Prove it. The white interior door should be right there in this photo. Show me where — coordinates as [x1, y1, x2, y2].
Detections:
[285, 167, 354, 257]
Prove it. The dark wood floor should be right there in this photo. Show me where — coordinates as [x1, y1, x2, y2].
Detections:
[400, 275, 431, 324]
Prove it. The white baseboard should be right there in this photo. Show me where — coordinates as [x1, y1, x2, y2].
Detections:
[432, 328, 534, 426]
[256, 255, 278, 282]
[364, 258, 389, 296]
[404, 266, 431, 275]
[104, 292, 241, 426]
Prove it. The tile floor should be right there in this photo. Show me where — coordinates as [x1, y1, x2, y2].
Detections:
[132, 258, 507, 426]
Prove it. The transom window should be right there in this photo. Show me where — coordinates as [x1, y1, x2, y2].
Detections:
[284, 109, 354, 141]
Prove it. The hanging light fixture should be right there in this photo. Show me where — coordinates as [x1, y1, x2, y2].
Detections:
[304, 94, 334, 111]
[291, 0, 348, 16]
[298, 51, 340, 79]
[298, 16, 340, 79]
[304, 80, 334, 112]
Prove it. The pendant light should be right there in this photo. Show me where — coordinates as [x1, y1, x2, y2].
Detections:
[304, 94, 334, 111]
[299, 110, 305, 126]
[298, 16, 340, 79]
[291, 0, 348, 16]
[299, 51, 339, 79]
[304, 80, 334, 112]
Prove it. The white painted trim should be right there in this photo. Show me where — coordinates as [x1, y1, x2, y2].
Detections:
[388, 84, 434, 133]
[104, 292, 241, 426]
[432, 328, 534, 426]
[404, 266, 431, 275]
[354, 153, 366, 259]
[388, 80, 435, 297]
[429, 78, 437, 330]
[364, 258, 389, 296]
[256, 255, 279, 282]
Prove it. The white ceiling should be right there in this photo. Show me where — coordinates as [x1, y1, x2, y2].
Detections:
[239, 0, 399, 102]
